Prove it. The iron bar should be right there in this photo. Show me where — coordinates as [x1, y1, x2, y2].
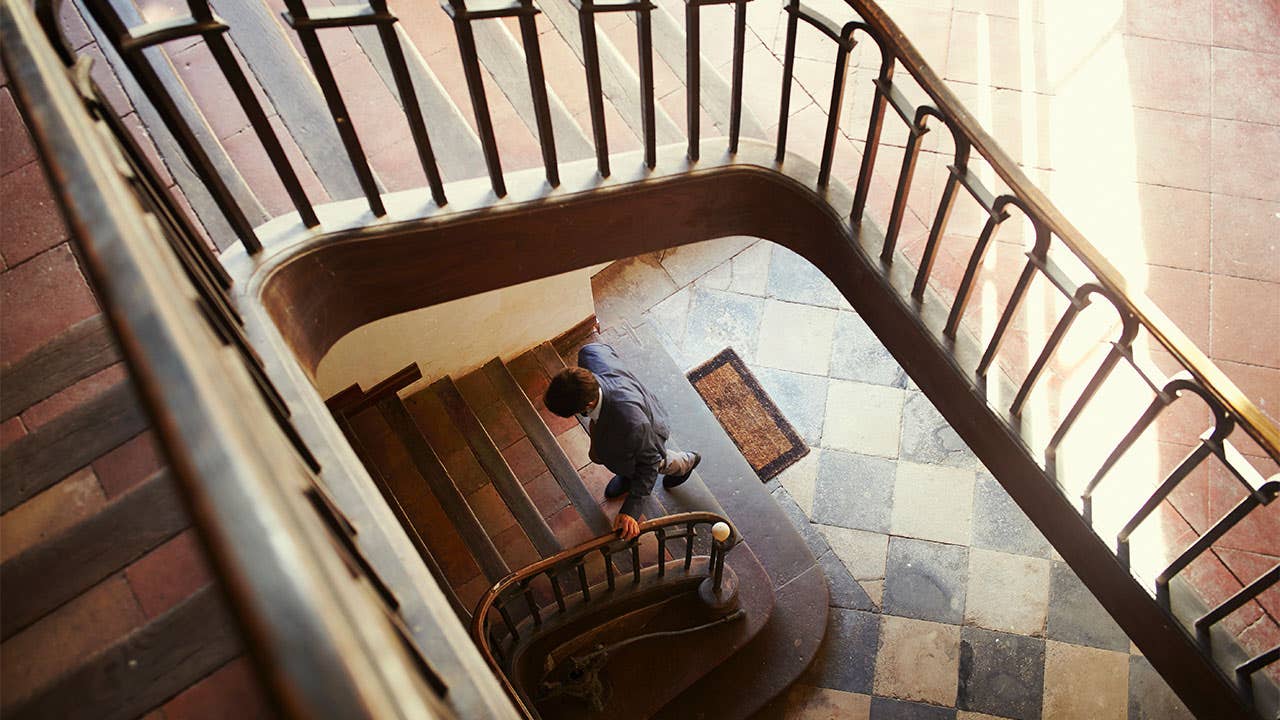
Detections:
[711, 538, 727, 594]
[1045, 344, 1126, 463]
[631, 543, 641, 584]
[942, 211, 1004, 336]
[910, 166, 959, 298]
[1157, 494, 1263, 589]
[1196, 565, 1280, 637]
[447, 7, 507, 196]
[80, 2, 264, 252]
[369, 0, 447, 206]
[119, 16, 226, 52]
[976, 225, 1050, 377]
[881, 122, 923, 262]
[576, 560, 591, 602]
[684, 523, 695, 570]
[601, 548, 615, 590]
[1116, 440, 1215, 566]
[577, 0, 610, 176]
[816, 32, 852, 188]
[850, 55, 894, 225]
[656, 527, 667, 577]
[548, 570, 567, 612]
[517, 9, 560, 187]
[1009, 298, 1084, 416]
[521, 580, 542, 626]
[684, 0, 699, 161]
[497, 602, 520, 641]
[635, 3, 657, 169]
[775, 0, 799, 162]
[1238, 646, 1280, 684]
[728, 0, 746, 152]
[282, 0, 386, 216]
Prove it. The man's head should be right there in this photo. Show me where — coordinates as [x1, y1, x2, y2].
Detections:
[544, 367, 599, 418]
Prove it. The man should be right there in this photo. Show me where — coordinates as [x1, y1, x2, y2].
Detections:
[544, 343, 700, 541]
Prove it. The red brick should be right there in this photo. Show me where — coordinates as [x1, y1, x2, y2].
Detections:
[0, 87, 37, 176]
[474, 399, 523, 449]
[19, 363, 130, 429]
[1142, 265, 1211, 349]
[557, 424, 592, 469]
[57, 0, 94, 51]
[1215, 547, 1280, 621]
[1211, 194, 1280, 284]
[168, 43, 258, 142]
[441, 446, 489, 495]
[524, 470, 570, 518]
[81, 44, 133, 117]
[93, 430, 165, 498]
[121, 111, 174, 188]
[1211, 119, 1280, 202]
[455, 368, 499, 410]
[0, 161, 69, 266]
[548, 505, 594, 546]
[0, 467, 105, 563]
[1, 415, 26, 448]
[1210, 274, 1280, 368]
[1212, 0, 1280, 54]
[1122, 35, 1211, 115]
[502, 436, 547, 482]
[0, 575, 144, 706]
[1212, 46, 1280, 127]
[125, 529, 215, 619]
[163, 656, 275, 720]
[0, 244, 99, 363]
[465, 483, 517, 538]
[493, 523, 540, 569]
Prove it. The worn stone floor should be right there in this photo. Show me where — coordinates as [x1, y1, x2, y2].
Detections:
[592, 236, 1196, 719]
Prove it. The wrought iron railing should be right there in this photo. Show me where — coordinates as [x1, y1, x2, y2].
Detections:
[470, 511, 737, 717]
[17, 0, 1280, 716]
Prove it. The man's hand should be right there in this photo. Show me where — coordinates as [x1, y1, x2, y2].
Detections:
[613, 512, 640, 540]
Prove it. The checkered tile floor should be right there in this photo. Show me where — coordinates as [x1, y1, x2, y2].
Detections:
[592, 237, 1195, 719]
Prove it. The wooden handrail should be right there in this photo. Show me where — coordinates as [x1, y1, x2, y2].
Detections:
[470, 511, 736, 718]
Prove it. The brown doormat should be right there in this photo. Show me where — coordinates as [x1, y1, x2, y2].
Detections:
[687, 348, 809, 482]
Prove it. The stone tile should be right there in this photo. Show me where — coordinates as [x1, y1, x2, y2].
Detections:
[771, 485, 831, 560]
[889, 462, 975, 546]
[811, 450, 897, 533]
[874, 614, 961, 707]
[473, 399, 523, 450]
[1141, 265, 1210, 348]
[946, 13, 1048, 92]
[1124, 0, 1210, 43]
[0, 416, 25, 448]
[819, 549, 876, 611]
[870, 697, 957, 720]
[501, 436, 547, 482]
[1211, 118, 1280, 201]
[806, 608, 880, 694]
[819, 525, 889, 584]
[682, 286, 766, 365]
[1211, 194, 1280, 283]
[0, 87, 37, 177]
[0, 244, 99, 364]
[883, 537, 968, 624]
[898, 391, 979, 469]
[1046, 560, 1130, 651]
[441, 447, 489, 496]
[965, 548, 1050, 636]
[756, 300, 838, 375]
[557, 424, 592, 469]
[957, 627, 1045, 720]
[20, 364, 129, 429]
[1041, 641, 1128, 720]
[1122, 35, 1211, 115]
[0, 161, 68, 267]
[590, 253, 679, 329]
[1212, 47, 1280, 127]
[1135, 183, 1210, 274]
[970, 473, 1053, 559]
[524, 470, 570, 518]
[1212, 0, 1280, 54]
[1211, 274, 1280, 368]
[706, 240, 773, 296]
[466, 484, 518, 537]
[162, 656, 273, 720]
[124, 528, 215, 618]
[751, 365, 828, 445]
[1127, 655, 1194, 720]
[830, 312, 908, 388]
[644, 285, 693, 359]
[778, 450, 819, 516]
[1131, 107, 1211, 192]
[658, 236, 756, 286]
[767, 246, 844, 308]
[92, 431, 164, 499]
[824, 381, 905, 458]
[0, 467, 104, 564]
[779, 684, 871, 720]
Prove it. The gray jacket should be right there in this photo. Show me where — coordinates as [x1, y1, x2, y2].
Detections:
[578, 343, 670, 518]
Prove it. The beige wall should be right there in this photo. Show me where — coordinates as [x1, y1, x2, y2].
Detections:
[315, 268, 595, 397]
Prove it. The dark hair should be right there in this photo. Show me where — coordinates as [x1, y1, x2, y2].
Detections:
[545, 367, 599, 418]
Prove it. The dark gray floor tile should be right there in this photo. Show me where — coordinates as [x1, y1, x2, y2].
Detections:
[811, 450, 897, 533]
[767, 246, 844, 308]
[751, 365, 828, 445]
[1127, 655, 1194, 720]
[771, 485, 831, 560]
[958, 626, 1046, 720]
[883, 537, 968, 624]
[898, 391, 979, 470]
[818, 548, 876, 611]
[805, 608, 881, 694]
[870, 696, 956, 720]
[831, 312, 908, 388]
[1046, 560, 1131, 652]
[683, 286, 765, 365]
[970, 473, 1054, 559]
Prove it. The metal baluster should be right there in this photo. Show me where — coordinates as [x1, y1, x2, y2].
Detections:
[368, 0, 447, 206]
[281, 0, 386, 216]
[728, 0, 747, 152]
[497, 601, 520, 641]
[548, 570, 567, 612]
[977, 224, 1050, 377]
[1197, 565, 1280, 641]
[1116, 440, 1217, 568]
[517, 5, 560, 187]
[445, 0, 507, 196]
[850, 52, 894, 225]
[1045, 314, 1140, 465]
[881, 113, 931, 262]
[944, 204, 1014, 337]
[775, 0, 800, 161]
[186, 0, 320, 228]
[1156, 492, 1269, 606]
[631, 543, 641, 584]
[521, 579, 542, 626]
[576, 559, 592, 602]
[816, 26, 854, 187]
[684, 0, 700, 161]
[656, 527, 667, 577]
[911, 149, 968, 299]
[80, 2, 264, 252]
[1008, 294, 1086, 416]
[1238, 646, 1280, 689]
[684, 522, 695, 570]
[601, 547, 616, 591]
[636, 1, 657, 169]
[577, 0, 610, 176]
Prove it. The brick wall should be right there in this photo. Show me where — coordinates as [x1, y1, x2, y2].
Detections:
[0, 14, 273, 720]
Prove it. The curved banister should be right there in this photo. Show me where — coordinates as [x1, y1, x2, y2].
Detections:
[470, 511, 737, 718]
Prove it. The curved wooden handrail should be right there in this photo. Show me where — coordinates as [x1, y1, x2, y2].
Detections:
[470, 511, 736, 718]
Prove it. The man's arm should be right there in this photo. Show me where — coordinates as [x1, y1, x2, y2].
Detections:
[615, 435, 662, 539]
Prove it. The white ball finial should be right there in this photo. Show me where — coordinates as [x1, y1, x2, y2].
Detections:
[712, 522, 731, 543]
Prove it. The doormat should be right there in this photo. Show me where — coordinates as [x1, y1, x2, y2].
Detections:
[686, 348, 809, 482]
